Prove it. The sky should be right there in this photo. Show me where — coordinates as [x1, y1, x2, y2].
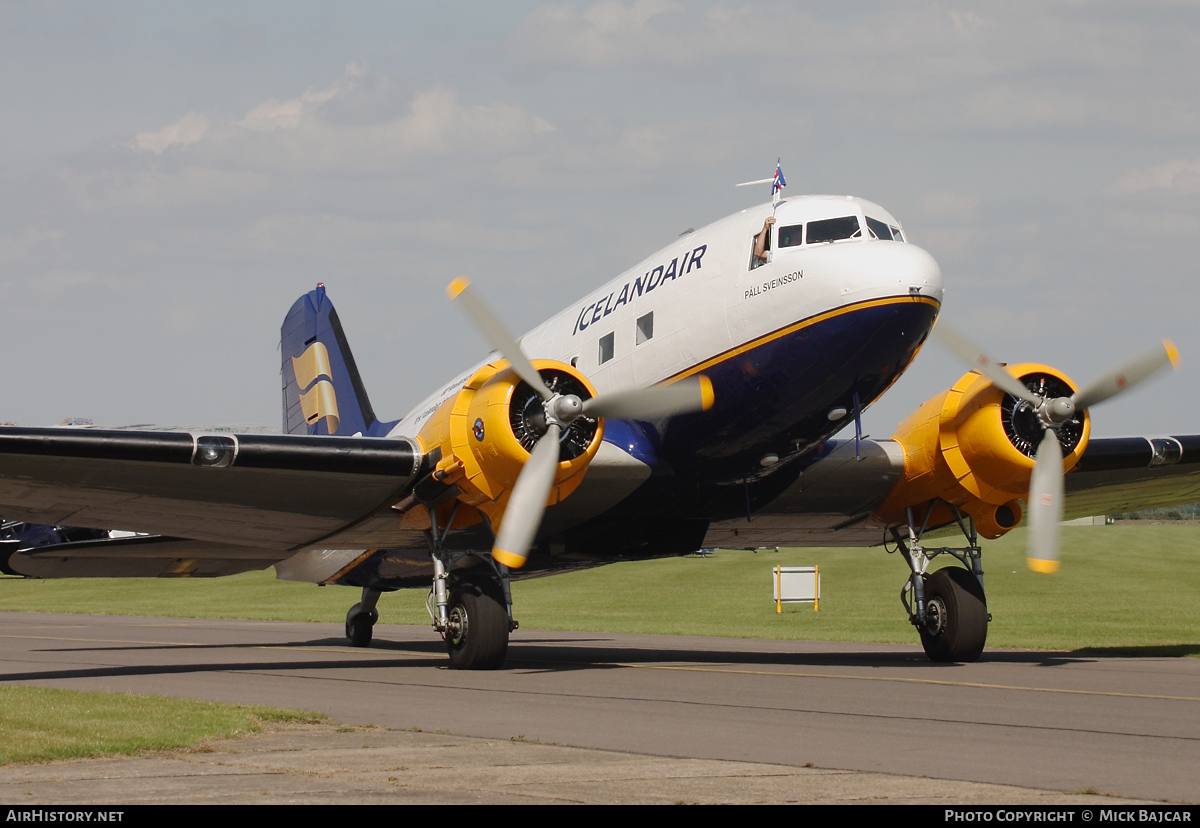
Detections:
[3, 1, 1199, 439]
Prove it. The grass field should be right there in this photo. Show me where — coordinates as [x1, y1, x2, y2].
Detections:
[2, 525, 1198, 654]
[0, 685, 319, 764]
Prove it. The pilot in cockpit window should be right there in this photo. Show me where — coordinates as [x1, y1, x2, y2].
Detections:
[750, 215, 775, 270]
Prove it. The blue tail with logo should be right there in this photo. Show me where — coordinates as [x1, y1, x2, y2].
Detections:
[280, 284, 397, 437]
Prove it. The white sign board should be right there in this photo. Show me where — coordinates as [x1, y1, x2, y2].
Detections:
[773, 565, 820, 612]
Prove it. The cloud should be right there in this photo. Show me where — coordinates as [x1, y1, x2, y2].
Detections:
[63, 166, 271, 210]
[919, 191, 980, 218]
[135, 112, 211, 154]
[238, 63, 364, 132]
[0, 227, 65, 263]
[29, 269, 115, 294]
[132, 69, 557, 177]
[506, 2, 1200, 137]
[159, 307, 203, 335]
[506, 0, 759, 68]
[246, 213, 548, 255]
[1111, 157, 1200, 195]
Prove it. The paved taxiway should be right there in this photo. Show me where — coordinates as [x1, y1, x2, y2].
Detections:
[0, 612, 1196, 803]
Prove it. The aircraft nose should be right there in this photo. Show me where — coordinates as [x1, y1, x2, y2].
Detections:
[833, 239, 943, 308]
[888, 241, 942, 302]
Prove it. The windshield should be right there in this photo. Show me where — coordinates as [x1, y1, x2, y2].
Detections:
[806, 216, 861, 244]
[867, 216, 905, 242]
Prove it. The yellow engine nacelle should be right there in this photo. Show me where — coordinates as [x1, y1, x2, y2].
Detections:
[415, 358, 604, 533]
[873, 363, 1090, 539]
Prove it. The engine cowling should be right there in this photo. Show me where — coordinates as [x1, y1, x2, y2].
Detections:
[873, 363, 1091, 539]
[415, 358, 605, 533]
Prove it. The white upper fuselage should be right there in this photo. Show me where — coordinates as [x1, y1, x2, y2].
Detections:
[395, 195, 943, 436]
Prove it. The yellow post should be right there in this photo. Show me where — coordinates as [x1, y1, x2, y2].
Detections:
[814, 565, 820, 612]
[774, 566, 782, 613]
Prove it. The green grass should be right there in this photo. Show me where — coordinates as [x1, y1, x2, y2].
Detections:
[514, 526, 1200, 653]
[0, 685, 320, 764]
[2, 525, 1199, 653]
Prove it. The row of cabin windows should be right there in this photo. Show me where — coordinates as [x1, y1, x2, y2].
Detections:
[597, 311, 654, 365]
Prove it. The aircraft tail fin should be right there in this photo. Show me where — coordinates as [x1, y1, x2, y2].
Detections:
[280, 284, 397, 437]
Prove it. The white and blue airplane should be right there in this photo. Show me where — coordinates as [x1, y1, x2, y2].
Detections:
[1, 192, 1195, 669]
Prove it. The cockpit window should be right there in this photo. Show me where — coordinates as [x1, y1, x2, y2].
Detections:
[891, 226, 905, 242]
[866, 217, 893, 240]
[806, 216, 861, 244]
[778, 224, 803, 248]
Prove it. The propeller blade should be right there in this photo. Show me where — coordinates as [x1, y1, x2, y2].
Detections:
[581, 376, 714, 421]
[933, 324, 1040, 405]
[447, 277, 552, 401]
[1072, 340, 1180, 410]
[1026, 428, 1065, 574]
[490, 423, 562, 570]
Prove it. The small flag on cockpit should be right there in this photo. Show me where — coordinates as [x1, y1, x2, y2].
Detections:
[772, 159, 787, 202]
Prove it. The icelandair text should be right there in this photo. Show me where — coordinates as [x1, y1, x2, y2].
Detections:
[573, 245, 707, 335]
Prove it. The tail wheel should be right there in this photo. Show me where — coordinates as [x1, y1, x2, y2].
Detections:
[345, 604, 377, 648]
[446, 578, 509, 670]
[919, 567, 988, 663]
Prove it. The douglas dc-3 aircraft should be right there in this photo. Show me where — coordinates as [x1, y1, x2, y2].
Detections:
[2, 192, 1198, 669]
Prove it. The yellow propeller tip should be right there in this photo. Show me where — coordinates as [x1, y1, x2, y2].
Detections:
[698, 375, 715, 411]
[492, 547, 527, 569]
[1164, 339, 1181, 369]
[1026, 557, 1060, 574]
[446, 277, 471, 300]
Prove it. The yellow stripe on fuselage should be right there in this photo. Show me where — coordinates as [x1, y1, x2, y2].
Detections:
[663, 295, 940, 384]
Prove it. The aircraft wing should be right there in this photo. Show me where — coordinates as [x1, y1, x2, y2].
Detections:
[0, 427, 424, 554]
[1061, 435, 1200, 518]
[702, 435, 1200, 549]
[4, 422, 1199, 579]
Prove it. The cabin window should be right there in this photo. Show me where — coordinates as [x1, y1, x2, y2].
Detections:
[806, 216, 862, 244]
[598, 332, 615, 364]
[866, 217, 893, 240]
[636, 312, 654, 345]
[778, 224, 804, 248]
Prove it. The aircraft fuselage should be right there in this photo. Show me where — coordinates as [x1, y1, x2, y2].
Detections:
[398, 195, 943, 489]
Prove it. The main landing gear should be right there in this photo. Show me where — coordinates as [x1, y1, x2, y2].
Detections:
[891, 500, 989, 663]
[342, 501, 517, 668]
[443, 576, 510, 670]
[342, 556, 517, 669]
[425, 502, 516, 670]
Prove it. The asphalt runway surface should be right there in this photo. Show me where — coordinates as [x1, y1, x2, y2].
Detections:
[0, 612, 1197, 803]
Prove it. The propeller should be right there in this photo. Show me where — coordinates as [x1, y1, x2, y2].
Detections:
[934, 324, 1179, 573]
[447, 277, 714, 568]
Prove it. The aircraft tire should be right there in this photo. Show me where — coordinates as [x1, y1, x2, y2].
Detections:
[446, 578, 509, 670]
[345, 604, 376, 648]
[918, 567, 988, 663]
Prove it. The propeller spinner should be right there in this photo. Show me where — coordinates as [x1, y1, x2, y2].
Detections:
[447, 277, 714, 568]
[934, 324, 1179, 573]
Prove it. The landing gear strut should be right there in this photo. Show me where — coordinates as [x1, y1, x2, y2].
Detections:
[892, 499, 989, 663]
